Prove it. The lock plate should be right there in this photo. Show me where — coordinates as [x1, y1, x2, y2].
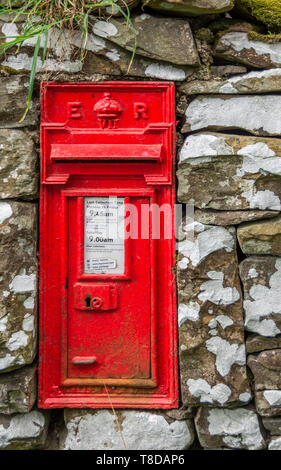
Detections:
[73, 283, 117, 311]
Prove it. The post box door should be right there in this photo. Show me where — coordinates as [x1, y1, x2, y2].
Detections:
[64, 195, 154, 388]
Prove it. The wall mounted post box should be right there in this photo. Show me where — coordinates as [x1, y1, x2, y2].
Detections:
[39, 82, 178, 409]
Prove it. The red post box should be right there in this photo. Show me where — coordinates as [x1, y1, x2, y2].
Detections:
[39, 82, 178, 409]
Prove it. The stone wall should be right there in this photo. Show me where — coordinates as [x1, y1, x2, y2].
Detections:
[1, 0, 281, 450]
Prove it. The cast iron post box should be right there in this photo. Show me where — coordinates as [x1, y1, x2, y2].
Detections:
[39, 82, 178, 409]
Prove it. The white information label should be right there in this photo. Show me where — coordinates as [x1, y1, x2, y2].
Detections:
[84, 197, 125, 274]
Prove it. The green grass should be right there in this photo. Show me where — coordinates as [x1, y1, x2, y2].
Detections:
[0, 0, 137, 121]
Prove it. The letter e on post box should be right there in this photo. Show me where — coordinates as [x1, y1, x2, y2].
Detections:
[39, 82, 178, 409]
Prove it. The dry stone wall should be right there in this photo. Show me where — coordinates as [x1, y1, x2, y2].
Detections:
[0, 0, 281, 450]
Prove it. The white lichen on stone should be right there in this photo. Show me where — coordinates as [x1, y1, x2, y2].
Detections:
[2, 52, 82, 73]
[208, 315, 234, 330]
[179, 134, 233, 163]
[198, 271, 240, 306]
[248, 268, 259, 279]
[220, 32, 281, 66]
[22, 314, 34, 333]
[183, 221, 205, 233]
[0, 411, 45, 449]
[239, 392, 252, 403]
[105, 49, 120, 62]
[9, 271, 35, 294]
[185, 95, 281, 136]
[0, 354, 24, 371]
[219, 82, 239, 94]
[178, 257, 189, 270]
[26, 27, 72, 57]
[178, 226, 234, 267]
[237, 142, 281, 177]
[64, 410, 193, 450]
[0, 316, 8, 333]
[244, 259, 281, 336]
[1, 25, 82, 72]
[269, 437, 281, 450]
[209, 329, 218, 336]
[5, 331, 28, 352]
[1, 22, 18, 42]
[219, 68, 281, 94]
[93, 21, 118, 38]
[206, 336, 246, 377]
[23, 295, 35, 310]
[207, 408, 264, 450]
[187, 378, 232, 404]
[178, 302, 200, 326]
[0, 202, 12, 224]
[145, 63, 186, 81]
[263, 390, 281, 407]
[249, 319, 280, 337]
[73, 29, 106, 52]
[1, 22, 112, 73]
[242, 186, 281, 211]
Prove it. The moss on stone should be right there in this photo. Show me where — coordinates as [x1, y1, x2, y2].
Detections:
[240, 0, 281, 30]
[0, 65, 23, 76]
[248, 30, 281, 43]
[195, 28, 214, 43]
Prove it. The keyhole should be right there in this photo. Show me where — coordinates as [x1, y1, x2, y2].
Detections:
[85, 296, 91, 309]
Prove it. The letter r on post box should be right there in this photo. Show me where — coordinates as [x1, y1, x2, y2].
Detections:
[134, 103, 149, 120]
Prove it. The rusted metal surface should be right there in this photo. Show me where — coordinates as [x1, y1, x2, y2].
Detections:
[39, 82, 178, 409]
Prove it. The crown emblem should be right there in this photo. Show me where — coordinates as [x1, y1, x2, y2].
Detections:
[93, 92, 123, 129]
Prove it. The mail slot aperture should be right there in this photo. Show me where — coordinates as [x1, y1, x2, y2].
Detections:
[50, 144, 163, 161]
[39, 82, 178, 409]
